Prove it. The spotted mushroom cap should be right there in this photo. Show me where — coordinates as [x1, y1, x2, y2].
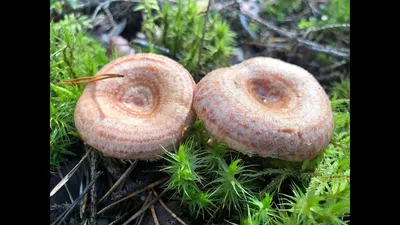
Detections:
[74, 53, 196, 160]
[193, 57, 334, 162]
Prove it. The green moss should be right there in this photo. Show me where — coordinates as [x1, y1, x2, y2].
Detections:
[134, 0, 236, 77]
[275, 79, 350, 225]
[50, 14, 109, 170]
[265, 0, 304, 22]
[298, 0, 350, 30]
[161, 79, 350, 224]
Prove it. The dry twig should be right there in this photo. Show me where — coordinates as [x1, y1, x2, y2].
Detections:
[235, 8, 350, 59]
[50, 148, 92, 197]
[56, 167, 74, 204]
[110, 192, 152, 225]
[89, 150, 98, 224]
[104, 7, 117, 27]
[91, 0, 140, 21]
[152, 188, 187, 225]
[135, 192, 153, 225]
[51, 171, 103, 225]
[205, 205, 221, 225]
[304, 23, 350, 38]
[320, 60, 347, 73]
[99, 160, 138, 203]
[195, 0, 212, 82]
[97, 177, 169, 214]
[150, 203, 160, 225]
[121, 189, 168, 225]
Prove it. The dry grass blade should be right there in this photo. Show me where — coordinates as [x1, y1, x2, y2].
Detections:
[50, 148, 92, 197]
[99, 160, 138, 203]
[152, 188, 187, 225]
[79, 169, 85, 219]
[57, 167, 74, 204]
[57, 74, 124, 85]
[89, 150, 98, 224]
[150, 204, 160, 225]
[50, 45, 67, 59]
[51, 171, 103, 225]
[205, 206, 220, 225]
[97, 177, 169, 215]
[263, 173, 288, 194]
[121, 189, 168, 225]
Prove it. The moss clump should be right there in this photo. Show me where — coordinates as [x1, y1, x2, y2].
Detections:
[161, 79, 350, 224]
[50, 14, 109, 170]
[297, 0, 350, 30]
[134, 0, 236, 76]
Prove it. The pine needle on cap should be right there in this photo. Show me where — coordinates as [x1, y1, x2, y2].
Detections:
[57, 73, 124, 85]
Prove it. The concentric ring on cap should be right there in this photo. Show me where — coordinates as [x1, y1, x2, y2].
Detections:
[74, 53, 197, 160]
[193, 57, 334, 162]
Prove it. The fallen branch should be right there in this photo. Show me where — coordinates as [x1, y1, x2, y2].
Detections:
[239, 10, 349, 59]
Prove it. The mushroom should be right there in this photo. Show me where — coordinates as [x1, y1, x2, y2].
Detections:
[193, 57, 334, 162]
[74, 53, 196, 160]
[106, 36, 135, 58]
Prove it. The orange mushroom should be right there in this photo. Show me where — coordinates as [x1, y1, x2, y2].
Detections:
[193, 57, 334, 162]
[74, 53, 196, 160]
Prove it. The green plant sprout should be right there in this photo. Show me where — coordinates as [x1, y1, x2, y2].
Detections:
[161, 137, 215, 218]
[241, 192, 277, 225]
[210, 158, 256, 216]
